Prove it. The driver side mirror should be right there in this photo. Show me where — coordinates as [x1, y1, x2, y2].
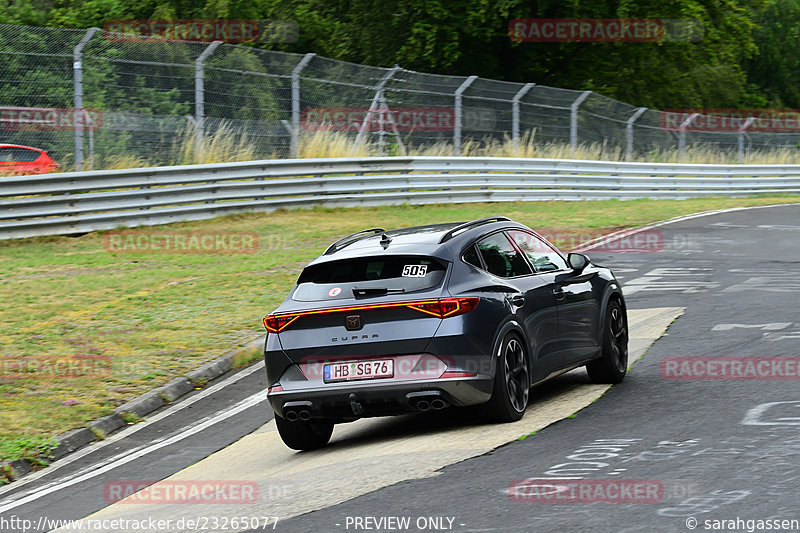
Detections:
[567, 252, 590, 272]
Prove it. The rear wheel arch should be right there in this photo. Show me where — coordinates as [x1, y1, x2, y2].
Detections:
[491, 319, 530, 376]
[484, 330, 530, 421]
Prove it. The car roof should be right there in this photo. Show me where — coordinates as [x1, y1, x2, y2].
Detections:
[306, 217, 530, 266]
[0, 144, 44, 151]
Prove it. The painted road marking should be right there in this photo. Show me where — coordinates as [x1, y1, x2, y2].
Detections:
[711, 323, 792, 331]
[742, 401, 800, 426]
[623, 268, 720, 295]
[764, 330, 800, 341]
[710, 321, 800, 342]
[0, 366, 268, 514]
[57, 308, 684, 532]
[724, 275, 800, 293]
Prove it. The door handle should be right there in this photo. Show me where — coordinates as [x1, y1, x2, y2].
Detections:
[510, 295, 525, 306]
[552, 287, 565, 300]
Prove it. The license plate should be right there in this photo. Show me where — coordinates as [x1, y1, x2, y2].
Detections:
[323, 359, 394, 383]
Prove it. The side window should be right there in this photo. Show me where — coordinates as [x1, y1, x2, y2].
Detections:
[462, 245, 482, 269]
[508, 230, 568, 273]
[5, 148, 40, 162]
[476, 233, 532, 278]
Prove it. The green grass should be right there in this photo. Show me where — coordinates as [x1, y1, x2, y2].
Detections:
[1, 197, 799, 463]
[0, 435, 58, 467]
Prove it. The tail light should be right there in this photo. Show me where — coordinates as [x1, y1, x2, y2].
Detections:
[264, 314, 299, 333]
[263, 297, 479, 333]
[406, 297, 479, 318]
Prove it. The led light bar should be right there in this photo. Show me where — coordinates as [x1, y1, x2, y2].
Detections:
[263, 297, 479, 333]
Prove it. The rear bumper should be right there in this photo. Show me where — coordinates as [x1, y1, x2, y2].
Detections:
[268, 375, 493, 422]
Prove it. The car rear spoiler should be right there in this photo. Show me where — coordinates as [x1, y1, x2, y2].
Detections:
[324, 228, 385, 255]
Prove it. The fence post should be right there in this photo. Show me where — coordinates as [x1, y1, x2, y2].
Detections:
[625, 107, 648, 161]
[353, 65, 401, 153]
[570, 91, 591, 156]
[511, 83, 535, 152]
[737, 117, 756, 163]
[84, 110, 95, 170]
[678, 113, 700, 162]
[73, 27, 99, 171]
[291, 53, 315, 158]
[454, 75, 478, 155]
[195, 41, 222, 158]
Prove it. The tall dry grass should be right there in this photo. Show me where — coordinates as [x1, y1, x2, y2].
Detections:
[298, 130, 378, 158]
[99, 122, 258, 170]
[87, 126, 800, 170]
[171, 122, 257, 165]
[297, 129, 800, 164]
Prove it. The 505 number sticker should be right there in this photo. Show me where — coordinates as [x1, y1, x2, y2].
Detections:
[402, 264, 428, 277]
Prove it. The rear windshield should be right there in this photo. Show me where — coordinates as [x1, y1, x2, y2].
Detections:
[293, 255, 448, 301]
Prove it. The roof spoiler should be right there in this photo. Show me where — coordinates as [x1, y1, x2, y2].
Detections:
[324, 228, 385, 255]
[439, 216, 510, 243]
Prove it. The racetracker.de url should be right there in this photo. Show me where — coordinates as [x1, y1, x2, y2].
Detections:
[0, 515, 279, 532]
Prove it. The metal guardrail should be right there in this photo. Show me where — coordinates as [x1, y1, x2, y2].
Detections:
[2, 156, 800, 240]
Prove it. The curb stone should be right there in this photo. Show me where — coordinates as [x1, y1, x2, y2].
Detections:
[0, 334, 266, 484]
[152, 377, 194, 403]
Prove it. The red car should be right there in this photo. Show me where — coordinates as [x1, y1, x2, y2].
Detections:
[0, 144, 60, 175]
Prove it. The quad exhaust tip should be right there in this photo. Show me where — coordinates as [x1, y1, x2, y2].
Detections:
[284, 408, 312, 421]
[283, 401, 314, 422]
[431, 398, 447, 410]
[406, 392, 450, 412]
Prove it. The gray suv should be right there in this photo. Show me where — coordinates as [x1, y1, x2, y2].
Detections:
[263, 217, 628, 450]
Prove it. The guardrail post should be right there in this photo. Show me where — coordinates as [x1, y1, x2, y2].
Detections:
[678, 113, 700, 162]
[195, 41, 223, 158]
[291, 53, 315, 158]
[512, 83, 535, 152]
[737, 116, 756, 163]
[353, 65, 401, 154]
[570, 91, 591, 156]
[73, 27, 99, 172]
[625, 107, 647, 161]
[454, 75, 478, 155]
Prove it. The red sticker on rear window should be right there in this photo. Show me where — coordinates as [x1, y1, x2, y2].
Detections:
[328, 287, 342, 297]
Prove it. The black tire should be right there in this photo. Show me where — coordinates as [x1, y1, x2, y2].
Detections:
[586, 299, 628, 384]
[485, 333, 530, 422]
[274, 415, 334, 451]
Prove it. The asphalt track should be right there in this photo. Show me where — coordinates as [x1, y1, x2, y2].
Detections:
[1, 203, 799, 533]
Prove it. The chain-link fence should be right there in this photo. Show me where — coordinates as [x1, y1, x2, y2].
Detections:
[3, 23, 800, 171]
